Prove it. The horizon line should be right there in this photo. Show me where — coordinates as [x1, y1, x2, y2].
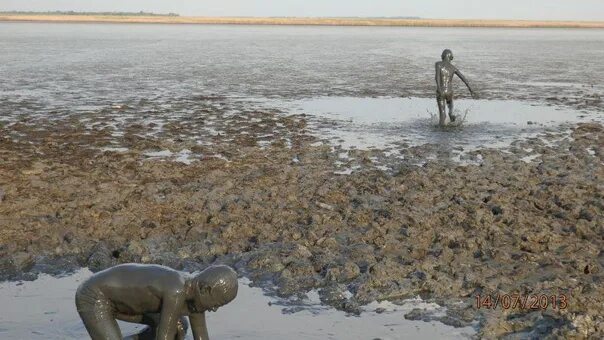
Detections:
[1, 14, 603, 28]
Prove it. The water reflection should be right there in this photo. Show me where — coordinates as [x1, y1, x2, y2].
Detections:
[276, 96, 601, 151]
[0, 270, 475, 339]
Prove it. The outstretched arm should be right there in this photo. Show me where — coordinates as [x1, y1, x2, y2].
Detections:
[190, 312, 210, 340]
[455, 69, 478, 98]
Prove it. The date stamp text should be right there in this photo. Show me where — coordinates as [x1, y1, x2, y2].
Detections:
[475, 294, 568, 311]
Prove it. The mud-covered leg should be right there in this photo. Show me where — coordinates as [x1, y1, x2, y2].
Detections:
[437, 96, 447, 126]
[79, 310, 122, 340]
[447, 98, 456, 122]
[119, 313, 187, 340]
[118, 314, 156, 340]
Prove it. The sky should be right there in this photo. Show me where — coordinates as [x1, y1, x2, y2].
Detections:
[1, 0, 603, 21]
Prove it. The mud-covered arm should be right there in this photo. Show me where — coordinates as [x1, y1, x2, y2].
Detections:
[190, 312, 210, 340]
[156, 294, 185, 340]
[455, 69, 477, 98]
[435, 63, 443, 94]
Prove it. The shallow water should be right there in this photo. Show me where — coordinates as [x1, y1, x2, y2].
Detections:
[294, 97, 590, 125]
[1, 23, 603, 104]
[275, 96, 603, 151]
[1, 23, 603, 160]
[0, 270, 145, 339]
[0, 270, 475, 339]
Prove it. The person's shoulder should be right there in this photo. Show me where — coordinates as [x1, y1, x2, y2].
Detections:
[128, 264, 186, 296]
[98, 264, 183, 286]
[115, 263, 178, 274]
[156, 268, 187, 294]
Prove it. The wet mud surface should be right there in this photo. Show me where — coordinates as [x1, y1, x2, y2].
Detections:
[1, 95, 603, 339]
[1, 23, 604, 339]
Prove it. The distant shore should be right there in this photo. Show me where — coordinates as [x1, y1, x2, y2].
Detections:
[1, 14, 603, 28]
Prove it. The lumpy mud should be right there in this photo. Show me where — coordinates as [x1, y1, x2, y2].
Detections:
[1, 105, 602, 338]
[1, 23, 603, 338]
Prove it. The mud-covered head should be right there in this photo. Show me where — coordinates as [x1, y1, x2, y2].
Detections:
[190, 265, 238, 313]
[441, 49, 454, 61]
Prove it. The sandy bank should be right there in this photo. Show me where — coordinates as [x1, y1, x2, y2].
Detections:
[0, 14, 603, 28]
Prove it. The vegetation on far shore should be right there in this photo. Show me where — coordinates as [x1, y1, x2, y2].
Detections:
[0, 13, 602, 28]
[0, 10, 179, 17]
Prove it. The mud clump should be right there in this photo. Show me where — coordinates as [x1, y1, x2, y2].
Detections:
[0, 101, 603, 339]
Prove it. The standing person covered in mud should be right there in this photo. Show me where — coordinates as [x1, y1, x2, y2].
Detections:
[75, 264, 238, 340]
[435, 49, 478, 126]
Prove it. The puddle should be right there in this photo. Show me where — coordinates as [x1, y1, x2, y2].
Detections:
[0, 270, 475, 339]
[0, 270, 144, 339]
[143, 149, 198, 164]
[276, 96, 602, 152]
[100, 147, 130, 153]
[520, 154, 542, 163]
[294, 97, 589, 125]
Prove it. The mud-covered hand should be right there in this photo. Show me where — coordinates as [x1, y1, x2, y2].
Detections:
[176, 316, 189, 340]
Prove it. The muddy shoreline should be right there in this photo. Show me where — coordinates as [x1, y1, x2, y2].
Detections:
[1, 97, 603, 338]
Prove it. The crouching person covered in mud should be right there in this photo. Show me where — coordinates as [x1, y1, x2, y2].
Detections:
[75, 264, 238, 340]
